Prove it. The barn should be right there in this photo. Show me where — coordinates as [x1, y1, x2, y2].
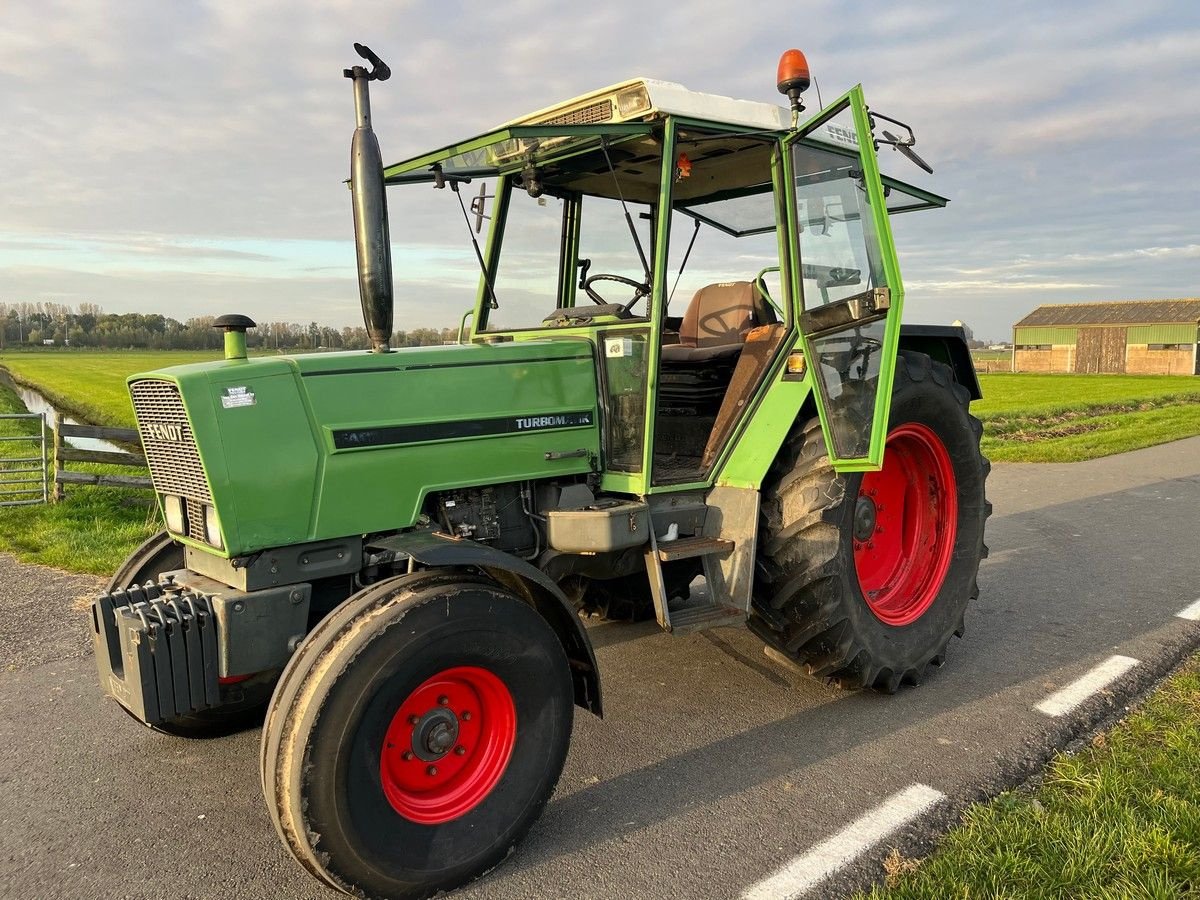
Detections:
[1012, 299, 1200, 375]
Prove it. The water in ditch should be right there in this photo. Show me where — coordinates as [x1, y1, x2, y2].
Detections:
[11, 383, 127, 454]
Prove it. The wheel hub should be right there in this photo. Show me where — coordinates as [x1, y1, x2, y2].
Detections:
[412, 707, 460, 761]
[853, 495, 877, 542]
[379, 666, 517, 825]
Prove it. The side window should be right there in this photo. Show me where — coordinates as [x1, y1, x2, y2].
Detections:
[792, 143, 886, 310]
[666, 212, 783, 319]
[665, 138, 784, 325]
[486, 187, 565, 331]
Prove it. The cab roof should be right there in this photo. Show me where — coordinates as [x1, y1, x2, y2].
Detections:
[382, 79, 947, 215]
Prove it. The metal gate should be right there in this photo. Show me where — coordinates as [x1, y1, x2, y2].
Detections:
[0, 413, 48, 506]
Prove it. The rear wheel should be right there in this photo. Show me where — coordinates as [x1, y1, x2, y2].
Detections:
[107, 529, 275, 737]
[750, 351, 990, 691]
[262, 574, 574, 899]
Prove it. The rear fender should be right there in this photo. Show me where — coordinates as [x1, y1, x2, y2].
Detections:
[898, 324, 982, 399]
[390, 531, 602, 717]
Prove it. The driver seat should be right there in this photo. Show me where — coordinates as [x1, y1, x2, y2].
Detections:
[661, 281, 773, 363]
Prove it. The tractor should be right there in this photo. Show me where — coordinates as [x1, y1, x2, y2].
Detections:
[91, 44, 988, 899]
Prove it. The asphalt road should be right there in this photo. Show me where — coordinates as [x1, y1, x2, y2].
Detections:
[2, 436, 1199, 900]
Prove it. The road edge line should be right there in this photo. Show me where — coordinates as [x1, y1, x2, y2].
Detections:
[1035, 655, 1139, 717]
[1175, 598, 1200, 621]
[741, 784, 945, 900]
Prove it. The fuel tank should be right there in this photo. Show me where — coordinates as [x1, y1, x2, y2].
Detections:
[127, 339, 601, 556]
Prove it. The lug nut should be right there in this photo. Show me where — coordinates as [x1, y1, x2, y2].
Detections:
[408, 715, 420, 725]
[454, 746, 466, 756]
[461, 711, 472, 721]
[402, 751, 414, 761]
[437, 695, 449, 706]
[426, 765, 438, 777]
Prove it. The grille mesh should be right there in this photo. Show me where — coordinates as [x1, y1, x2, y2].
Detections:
[130, 379, 211, 542]
[186, 498, 207, 543]
[541, 99, 612, 126]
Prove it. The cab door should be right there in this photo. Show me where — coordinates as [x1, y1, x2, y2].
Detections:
[784, 86, 906, 470]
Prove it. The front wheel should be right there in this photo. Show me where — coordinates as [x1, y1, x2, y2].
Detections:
[262, 574, 574, 899]
[750, 351, 990, 691]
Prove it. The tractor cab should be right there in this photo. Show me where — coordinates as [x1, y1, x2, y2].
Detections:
[383, 76, 948, 495]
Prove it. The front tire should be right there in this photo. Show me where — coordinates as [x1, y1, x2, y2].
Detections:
[262, 574, 574, 899]
[750, 351, 990, 691]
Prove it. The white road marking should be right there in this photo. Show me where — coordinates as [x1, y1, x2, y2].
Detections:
[1035, 655, 1139, 717]
[1176, 598, 1200, 621]
[741, 784, 944, 900]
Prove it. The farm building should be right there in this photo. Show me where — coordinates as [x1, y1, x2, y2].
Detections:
[1012, 299, 1200, 375]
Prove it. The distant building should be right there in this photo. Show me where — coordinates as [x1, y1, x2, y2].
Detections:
[1012, 299, 1200, 375]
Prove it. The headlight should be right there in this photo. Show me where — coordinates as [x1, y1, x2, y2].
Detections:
[204, 505, 223, 550]
[163, 495, 185, 533]
[616, 86, 650, 118]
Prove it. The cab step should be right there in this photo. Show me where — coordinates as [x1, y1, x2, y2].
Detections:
[645, 533, 744, 634]
[656, 536, 733, 563]
[644, 486, 759, 635]
[665, 599, 746, 635]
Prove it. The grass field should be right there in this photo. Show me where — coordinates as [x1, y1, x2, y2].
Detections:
[0, 350, 224, 427]
[862, 654, 1200, 899]
[0, 375, 159, 573]
[973, 374, 1200, 462]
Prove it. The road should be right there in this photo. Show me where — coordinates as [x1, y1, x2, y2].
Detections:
[2, 436, 1199, 900]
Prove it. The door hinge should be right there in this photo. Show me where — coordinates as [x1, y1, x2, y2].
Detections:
[873, 286, 891, 310]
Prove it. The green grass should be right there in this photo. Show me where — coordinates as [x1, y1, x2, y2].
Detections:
[861, 655, 1200, 899]
[0, 350, 224, 427]
[975, 374, 1200, 462]
[0, 375, 159, 573]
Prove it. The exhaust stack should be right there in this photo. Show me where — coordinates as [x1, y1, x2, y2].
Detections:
[345, 44, 393, 352]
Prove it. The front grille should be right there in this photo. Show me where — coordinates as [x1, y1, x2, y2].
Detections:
[541, 99, 612, 126]
[130, 379, 211, 543]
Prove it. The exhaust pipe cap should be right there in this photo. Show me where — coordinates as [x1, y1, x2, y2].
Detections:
[213, 314, 257, 360]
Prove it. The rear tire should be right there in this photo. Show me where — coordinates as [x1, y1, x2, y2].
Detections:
[107, 529, 274, 737]
[750, 351, 990, 691]
[262, 574, 574, 899]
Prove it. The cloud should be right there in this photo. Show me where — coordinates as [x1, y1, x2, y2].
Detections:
[0, 0, 1196, 343]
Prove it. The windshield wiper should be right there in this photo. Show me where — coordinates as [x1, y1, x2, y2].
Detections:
[434, 163, 499, 309]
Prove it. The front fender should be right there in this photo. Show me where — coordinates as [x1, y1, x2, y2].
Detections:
[390, 531, 602, 717]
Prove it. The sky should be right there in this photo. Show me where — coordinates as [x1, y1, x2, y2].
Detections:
[1, 0, 1197, 342]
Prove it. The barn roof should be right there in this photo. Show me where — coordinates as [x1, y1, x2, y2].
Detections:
[1015, 299, 1200, 327]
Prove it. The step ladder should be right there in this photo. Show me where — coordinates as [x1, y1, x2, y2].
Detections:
[643, 486, 759, 635]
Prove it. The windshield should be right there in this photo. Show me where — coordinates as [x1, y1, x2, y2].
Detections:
[477, 132, 665, 331]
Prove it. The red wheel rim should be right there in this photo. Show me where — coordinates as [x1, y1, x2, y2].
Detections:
[853, 422, 957, 626]
[379, 666, 516, 825]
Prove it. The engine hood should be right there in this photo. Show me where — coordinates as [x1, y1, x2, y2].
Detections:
[128, 340, 601, 556]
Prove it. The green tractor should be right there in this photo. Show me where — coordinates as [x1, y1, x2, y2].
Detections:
[92, 44, 988, 899]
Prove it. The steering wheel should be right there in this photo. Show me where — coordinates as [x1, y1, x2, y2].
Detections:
[583, 273, 650, 313]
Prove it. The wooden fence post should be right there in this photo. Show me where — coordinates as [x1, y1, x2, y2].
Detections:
[52, 421, 64, 502]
